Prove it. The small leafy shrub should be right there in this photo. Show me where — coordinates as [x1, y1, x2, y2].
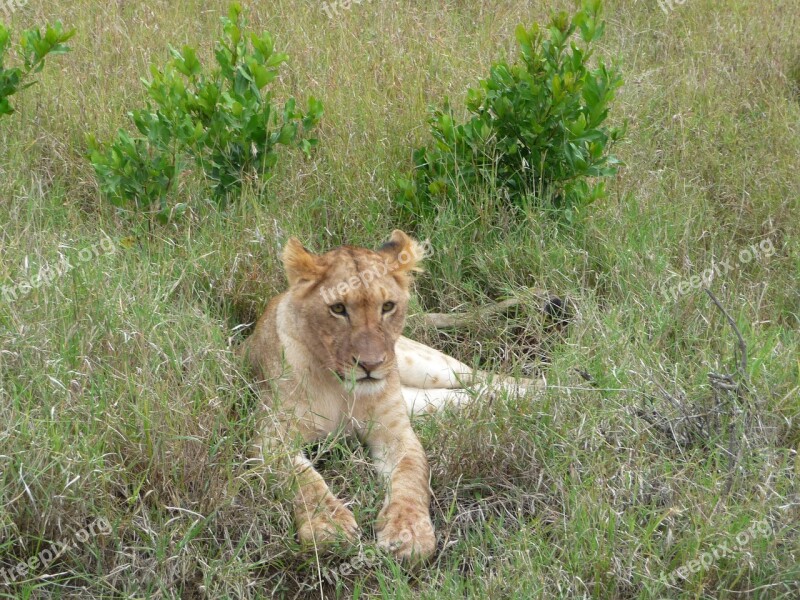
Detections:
[0, 21, 74, 118]
[397, 0, 624, 223]
[88, 3, 322, 222]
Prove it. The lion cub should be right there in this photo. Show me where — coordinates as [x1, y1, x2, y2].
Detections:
[240, 230, 436, 562]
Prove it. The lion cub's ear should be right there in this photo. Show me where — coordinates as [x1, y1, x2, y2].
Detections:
[282, 238, 323, 286]
[378, 230, 426, 274]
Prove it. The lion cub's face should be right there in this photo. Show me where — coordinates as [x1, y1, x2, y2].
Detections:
[281, 230, 425, 393]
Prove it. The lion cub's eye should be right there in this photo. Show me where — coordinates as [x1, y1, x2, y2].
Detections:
[382, 301, 396, 314]
[329, 303, 347, 316]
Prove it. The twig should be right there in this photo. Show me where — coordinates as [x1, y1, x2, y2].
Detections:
[417, 297, 525, 329]
[704, 288, 752, 504]
[704, 289, 748, 378]
[412, 288, 562, 329]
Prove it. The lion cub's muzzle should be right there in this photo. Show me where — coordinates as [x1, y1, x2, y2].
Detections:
[348, 331, 392, 382]
[334, 355, 394, 387]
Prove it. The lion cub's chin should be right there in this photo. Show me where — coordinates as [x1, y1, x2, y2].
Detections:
[349, 377, 389, 396]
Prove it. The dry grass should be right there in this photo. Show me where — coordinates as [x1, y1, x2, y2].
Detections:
[0, 0, 798, 598]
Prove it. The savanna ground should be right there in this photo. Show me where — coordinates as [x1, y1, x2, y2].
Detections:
[1, 0, 799, 598]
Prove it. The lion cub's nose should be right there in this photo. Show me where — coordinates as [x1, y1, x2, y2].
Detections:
[353, 355, 386, 373]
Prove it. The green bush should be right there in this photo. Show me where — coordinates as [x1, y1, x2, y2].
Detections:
[0, 21, 74, 118]
[88, 3, 322, 223]
[397, 0, 624, 223]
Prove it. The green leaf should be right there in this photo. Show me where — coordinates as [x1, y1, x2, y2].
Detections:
[0, 26, 11, 62]
[265, 52, 288, 68]
[251, 63, 271, 89]
[515, 24, 532, 57]
[250, 32, 274, 59]
[276, 123, 296, 145]
[0, 97, 13, 116]
[174, 45, 202, 77]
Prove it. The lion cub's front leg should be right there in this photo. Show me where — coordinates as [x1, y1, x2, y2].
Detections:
[255, 424, 359, 546]
[291, 454, 359, 545]
[362, 398, 436, 562]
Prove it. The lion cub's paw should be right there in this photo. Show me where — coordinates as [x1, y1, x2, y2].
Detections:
[376, 503, 436, 563]
[296, 502, 360, 546]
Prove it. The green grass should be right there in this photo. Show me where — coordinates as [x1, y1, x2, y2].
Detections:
[1, 0, 798, 598]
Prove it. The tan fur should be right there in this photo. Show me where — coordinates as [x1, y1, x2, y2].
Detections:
[239, 230, 544, 562]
